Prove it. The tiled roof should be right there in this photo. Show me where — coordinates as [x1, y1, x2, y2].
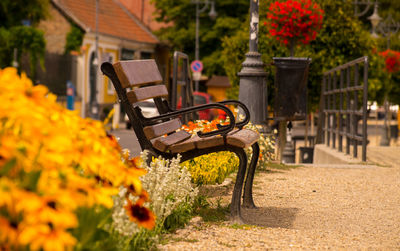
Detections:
[52, 0, 158, 44]
[206, 75, 231, 87]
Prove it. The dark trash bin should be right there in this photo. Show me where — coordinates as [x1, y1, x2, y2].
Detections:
[299, 146, 314, 163]
[390, 125, 398, 139]
[273, 57, 311, 121]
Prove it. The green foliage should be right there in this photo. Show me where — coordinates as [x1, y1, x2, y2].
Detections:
[0, 0, 49, 28]
[222, 0, 384, 109]
[152, 0, 249, 76]
[65, 23, 84, 54]
[0, 26, 46, 79]
[163, 200, 194, 232]
[0, 0, 48, 79]
[72, 207, 118, 251]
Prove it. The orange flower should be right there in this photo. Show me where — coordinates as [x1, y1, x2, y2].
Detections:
[124, 199, 156, 230]
[106, 133, 121, 152]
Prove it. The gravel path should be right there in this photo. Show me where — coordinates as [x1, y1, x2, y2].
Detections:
[159, 164, 400, 250]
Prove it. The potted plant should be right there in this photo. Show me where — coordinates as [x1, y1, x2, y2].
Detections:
[378, 49, 400, 145]
[266, 0, 324, 57]
[265, 0, 323, 162]
[266, 0, 323, 120]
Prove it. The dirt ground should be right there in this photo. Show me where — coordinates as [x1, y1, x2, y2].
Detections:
[159, 162, 400, 250]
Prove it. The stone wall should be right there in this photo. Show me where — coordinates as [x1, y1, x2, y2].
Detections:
[38, 4, 71, 54]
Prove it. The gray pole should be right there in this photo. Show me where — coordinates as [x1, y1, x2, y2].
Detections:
[192, 0, 216, 92]
[238, 0, 268, 126]
[195, 2, 200, 92]
[91, 0, 100, 119]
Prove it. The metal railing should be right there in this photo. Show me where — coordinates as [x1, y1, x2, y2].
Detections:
[317, 56, 368, 161]
[170, 51, 194, 124]
[171, 51, 193, 110]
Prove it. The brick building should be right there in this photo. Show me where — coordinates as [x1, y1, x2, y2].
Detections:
[118, 0, 171, 31]
[38, 0, 167, 118]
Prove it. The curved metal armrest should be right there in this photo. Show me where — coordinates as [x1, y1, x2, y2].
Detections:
[218, 100, 251, 129]
[142, 103, 236, 138]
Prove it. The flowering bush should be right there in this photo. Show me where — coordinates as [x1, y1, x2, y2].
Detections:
[183, 151, 239, 185]
[379, 49, 400, 73]
[265, 0, 324, 55]
[181, 118, 276, 183]
[244, 122, 276, 170]
[181, 119, 239, 185]
[0, 68, 154, 251]
[112, 151, 198, 236]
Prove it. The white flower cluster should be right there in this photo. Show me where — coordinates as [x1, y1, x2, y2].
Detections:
[244, 122, 276, 168]
[112, 151, 198, 236]
[112, 186, 139, 236]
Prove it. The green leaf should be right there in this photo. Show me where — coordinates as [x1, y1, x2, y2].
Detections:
[21, 170, 42, 192]
[0, 158, 16, 176]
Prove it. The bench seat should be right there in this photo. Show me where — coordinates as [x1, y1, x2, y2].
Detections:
[152, 129, 259, 154]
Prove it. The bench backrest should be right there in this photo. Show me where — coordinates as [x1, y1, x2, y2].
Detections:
[101, 59, 186, 152]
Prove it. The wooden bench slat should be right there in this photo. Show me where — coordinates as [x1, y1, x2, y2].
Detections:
[113, 60, 162, 88]
[169, 129, 258, 153]
[169, 136, 197, 153]
[226, 129, 259, 148]
[126, 85, 168, 104]
[195, 135, 224, 149]
[152, 130, 192, 152]
[170, 134, 224, 153]
[143, 119, 182, 140]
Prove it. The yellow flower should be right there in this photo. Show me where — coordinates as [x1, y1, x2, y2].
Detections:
[21, 197, 78, 230]
[18, 224, 76, 251]
[0, 217, 19, 247]
[0, 67, 154, 249]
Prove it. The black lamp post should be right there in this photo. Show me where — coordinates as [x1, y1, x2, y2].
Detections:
[354, 0, 400, 146]
[378, 14, 400, 49]
[377, 15, 400, 146]
[368, 1, 382, 38]
[353, 0, 375, 17]
[238, 0, 268, 127]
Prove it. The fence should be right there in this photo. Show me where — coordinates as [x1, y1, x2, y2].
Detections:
[317, 56, 369, 161]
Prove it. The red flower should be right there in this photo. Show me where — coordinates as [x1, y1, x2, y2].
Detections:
[379, 49, 400, 73]
[265, 0, 324, 48]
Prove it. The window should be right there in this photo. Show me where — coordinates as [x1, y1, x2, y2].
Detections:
[194, 95, 207, 105]
[121, 49, 135, 60]
[140, 52, 152, 59]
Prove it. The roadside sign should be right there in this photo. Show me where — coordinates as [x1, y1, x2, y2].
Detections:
[192, 72, 201, 81]
[191, 60, 203, 72]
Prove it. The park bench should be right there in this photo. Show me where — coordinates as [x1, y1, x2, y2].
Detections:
[101, 59, 260, 223]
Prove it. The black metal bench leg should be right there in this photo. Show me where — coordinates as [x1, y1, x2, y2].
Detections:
[243, 142, 259, 208]
[230, 148, 247, 224]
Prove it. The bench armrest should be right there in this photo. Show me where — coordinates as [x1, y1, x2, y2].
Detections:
[217, 100, 251, 129]
[141, 103, 236, 138]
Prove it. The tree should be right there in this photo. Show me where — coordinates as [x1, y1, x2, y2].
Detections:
[344, 0, 400, 105]
[0, 0, 48, 79]
[0, 0, 49, 28]
[222, 0, 382, 111]
[152, 0, 249, 76]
